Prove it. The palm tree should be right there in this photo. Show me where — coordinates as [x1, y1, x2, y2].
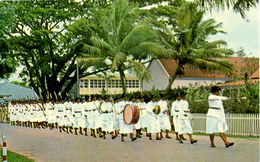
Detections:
[76, 0, 170, 93]
[194, 0, 258, 18]
[160, 3, 235, 93]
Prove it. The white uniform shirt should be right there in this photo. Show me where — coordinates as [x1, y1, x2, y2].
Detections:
[158, 99, 168, 117]
[207, 93, 228, 123]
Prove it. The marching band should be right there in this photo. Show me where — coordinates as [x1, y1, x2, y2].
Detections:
[6, 86, 236, 149]
[8, 92, 197, 143]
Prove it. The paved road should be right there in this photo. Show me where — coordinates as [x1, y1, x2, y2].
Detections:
[0, 124, 259, 162]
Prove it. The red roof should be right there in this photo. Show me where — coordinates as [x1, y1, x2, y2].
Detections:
[158, 57, 259, 79]
[250, 69, 259, 79]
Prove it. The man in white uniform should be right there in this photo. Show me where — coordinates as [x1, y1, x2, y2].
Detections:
[118, 94, 137, 142]
[56, 97, 66, 132]
[82, 96, 92, 136]
[146, 95, 161, 140]
[129, 96, 142, 138]
[100, 95, 116, 139]
[206, 86, 234, 148]
[45, 97, 56, 130]
[63, 96, 74, 133]
[72, 97, 83, 135]
[137, 95, 148, 137]
[171, 92, 182, 141]
[158, 94, 171, 139]
[178, 91, 197, 144]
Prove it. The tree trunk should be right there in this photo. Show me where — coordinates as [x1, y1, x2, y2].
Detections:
[119, 69, 127, 94]
[165, 64, 181, 94]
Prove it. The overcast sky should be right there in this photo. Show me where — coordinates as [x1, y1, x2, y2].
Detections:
[204, 5, 259, 57]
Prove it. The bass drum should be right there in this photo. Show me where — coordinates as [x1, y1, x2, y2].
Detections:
[123, 104, 140, 125]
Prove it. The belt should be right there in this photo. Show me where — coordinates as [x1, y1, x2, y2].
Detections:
[102, 112, 112, 113]
[184, 110, 190, 113]
[49, 108, 54, 110]
[85, 110, 91, 112]
[74, 111, 81, 113]
[66, 109, 71, 110]
[58, 110, 63, 112]
[175, 110, 179, 112]
[209, 107, 220, 110]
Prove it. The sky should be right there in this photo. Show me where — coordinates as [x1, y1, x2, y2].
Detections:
[204, 5, 259, 57]
[2, 2, 260, 82]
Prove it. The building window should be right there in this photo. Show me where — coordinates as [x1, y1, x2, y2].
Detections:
[80, 80, 89, 88]
[90, 79, 105, 88]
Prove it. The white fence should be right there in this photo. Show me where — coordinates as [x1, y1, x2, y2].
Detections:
[192, 113, 260, 137]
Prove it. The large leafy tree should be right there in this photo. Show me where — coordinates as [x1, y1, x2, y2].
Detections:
[0, 3, 17, 79]
[74, 0, 170, 94]
[5, 0, 105, 100]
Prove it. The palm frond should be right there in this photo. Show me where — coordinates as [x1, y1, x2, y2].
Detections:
[90, 36, 114, 53]
[127, 59, 152, 82]
[77, 57, 105, 67]
[189, 58, 235, 72]
[119, 24, 157, 51]
[129, 42, 173, 59]
[110, 51, 127, 72]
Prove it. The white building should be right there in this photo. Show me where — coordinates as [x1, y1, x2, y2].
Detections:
[79, 74, 141, 95]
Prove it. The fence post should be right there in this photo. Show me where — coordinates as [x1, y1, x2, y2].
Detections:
[1, 134, 7, 162]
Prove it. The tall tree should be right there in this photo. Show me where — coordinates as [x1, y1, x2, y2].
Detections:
[75, 0, 170, 93]
[5, 0, 106, 100]
[0, 2, 17, 79]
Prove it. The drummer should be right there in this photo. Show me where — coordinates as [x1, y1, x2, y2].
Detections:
[146, 95, 161, 140]
[118, 93, 137, 142]
[158, 94, 172, 139]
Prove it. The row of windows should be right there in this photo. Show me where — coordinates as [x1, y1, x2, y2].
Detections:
[80, 79, 140, 89]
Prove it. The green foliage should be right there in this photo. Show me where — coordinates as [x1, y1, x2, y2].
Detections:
[75, 0, 170, 94]
[0, 3, 17, 79]
[5, 0, 99, 99]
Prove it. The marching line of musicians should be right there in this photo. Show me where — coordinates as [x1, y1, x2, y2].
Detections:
[8, 92, 197, 144]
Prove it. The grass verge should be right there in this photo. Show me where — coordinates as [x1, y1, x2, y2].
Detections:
[0, 147, 34, 162]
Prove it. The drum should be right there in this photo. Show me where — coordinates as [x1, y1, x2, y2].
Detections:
[123, 104, 140, 125]
[153, 105, 161, 115]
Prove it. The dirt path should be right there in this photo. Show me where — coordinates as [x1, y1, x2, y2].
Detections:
[0, 124, 259, 162]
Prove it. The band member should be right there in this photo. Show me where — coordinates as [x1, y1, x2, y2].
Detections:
[63, 96, 74, 133]
[146, 95, 161, 140]
[178, 91, 197, 144]
[100, 95, 116, 139]
[158, 94, 171, 139]
[45, 97, 56, 130]
[171, 92, 182, 141]
[56, 96, 66, 132]
[21, 100, 30, 127]
[113, 97, 120, 137]
[118, 93, 137, 142]
[8, 101, 15, 126]
[91, 95, 103, 138]
[206, 86, 234, 148]
[129, 95, 141, 138]
[81, 96, 92, 136]
[30, 99, 39, 128]
[72, 97, 83, 135]
[137, 95, 148, 137]
[37, 98, 47, 129]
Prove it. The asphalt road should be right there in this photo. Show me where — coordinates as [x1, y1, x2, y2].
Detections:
[0, 123, 259, 162]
